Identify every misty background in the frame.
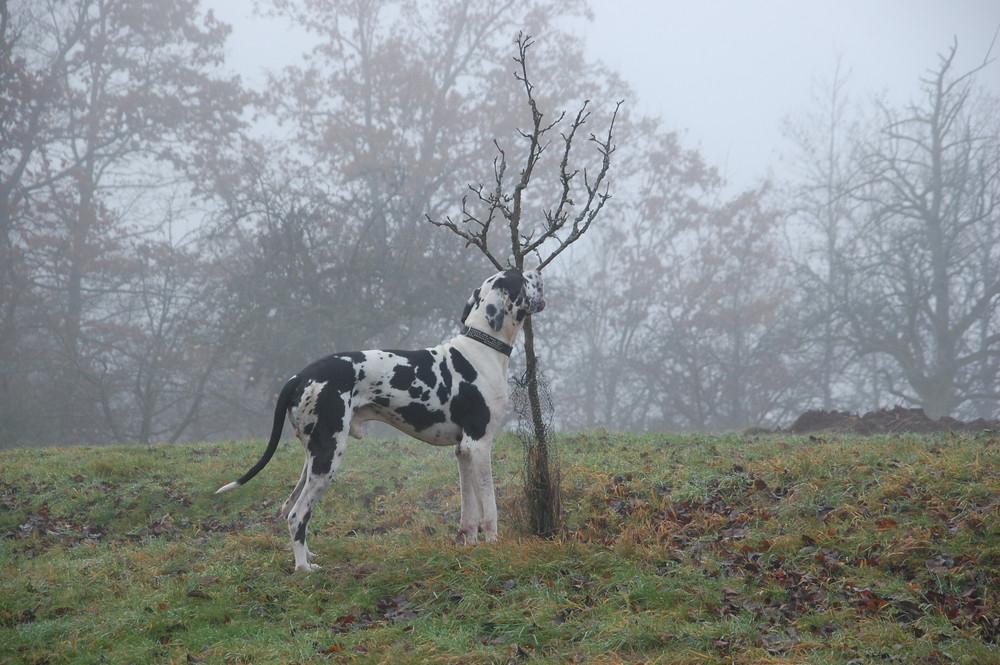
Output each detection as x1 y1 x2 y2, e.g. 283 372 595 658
2 0 999 447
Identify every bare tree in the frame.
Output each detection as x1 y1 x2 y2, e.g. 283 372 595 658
0 0 246 445
782 58 870 412
654 187 808 430
431 34 620 536
833 42 1000 419
550 122 721 431
558 172 807 432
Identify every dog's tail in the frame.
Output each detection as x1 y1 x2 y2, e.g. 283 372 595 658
215 375 299 494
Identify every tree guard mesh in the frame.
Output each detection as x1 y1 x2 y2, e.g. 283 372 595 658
509 367 561 537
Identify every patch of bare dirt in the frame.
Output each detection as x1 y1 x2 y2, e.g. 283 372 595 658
790 405 1000 435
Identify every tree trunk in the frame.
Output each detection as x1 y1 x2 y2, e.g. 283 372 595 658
520 316 560 538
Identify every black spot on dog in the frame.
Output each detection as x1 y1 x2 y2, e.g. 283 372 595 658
373 396 391 408
411 350 438 388
396 402 447 431
409 385 424 399
449 348 477 382
294 509 311 543
390 363 416 391
308 431 337 476
485 303 504 331
450 381 490 441
493 270 524 299
386 350 438 388
292 355 356 478
437 358 452 403
295 354 358 396
341 351 366 364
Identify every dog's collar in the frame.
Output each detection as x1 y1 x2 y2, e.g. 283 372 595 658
460 325 513 357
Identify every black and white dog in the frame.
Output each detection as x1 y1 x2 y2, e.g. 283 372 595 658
216 269 545 571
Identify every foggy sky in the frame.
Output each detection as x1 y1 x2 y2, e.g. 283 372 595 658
581 0 1000 184
206 0 1000 186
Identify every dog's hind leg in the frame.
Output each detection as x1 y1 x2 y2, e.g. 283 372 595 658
282 459 319 561
286 430 348 572
281 458 309 519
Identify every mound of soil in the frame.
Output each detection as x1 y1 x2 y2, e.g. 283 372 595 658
790 405 1000 435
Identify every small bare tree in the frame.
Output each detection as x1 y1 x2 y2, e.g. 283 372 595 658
430 34 620 537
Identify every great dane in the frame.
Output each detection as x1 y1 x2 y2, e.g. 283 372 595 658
216 269 545 571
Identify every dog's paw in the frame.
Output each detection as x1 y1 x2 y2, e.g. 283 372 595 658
295 562 321 573
454 528 479 546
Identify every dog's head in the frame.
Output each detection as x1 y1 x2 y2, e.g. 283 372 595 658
461 269 546 332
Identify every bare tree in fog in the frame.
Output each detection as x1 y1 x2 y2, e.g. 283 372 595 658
0 0 247 445
552 124 719 430
783 59 875 412
656 187 808 430
820 43 1000 419
553 116 807 432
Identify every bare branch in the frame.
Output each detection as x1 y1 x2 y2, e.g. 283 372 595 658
426 146 510 271
429 34 621 274
507 32 547 269
537 99 622 269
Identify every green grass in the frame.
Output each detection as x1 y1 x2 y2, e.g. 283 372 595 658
2 431 999 664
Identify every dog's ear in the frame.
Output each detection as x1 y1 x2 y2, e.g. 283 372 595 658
485 302 505 331
460 288 480 324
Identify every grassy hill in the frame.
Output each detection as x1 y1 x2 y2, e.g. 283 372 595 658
2 431 998 664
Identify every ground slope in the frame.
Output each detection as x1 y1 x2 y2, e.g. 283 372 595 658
2 432 999 664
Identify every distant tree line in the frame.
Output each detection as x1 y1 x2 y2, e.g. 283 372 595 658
555 42 1000 431
1 0 997 447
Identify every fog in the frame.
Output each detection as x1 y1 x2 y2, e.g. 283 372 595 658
2 0 999 447
581 0 1000 183
208 0 1000 185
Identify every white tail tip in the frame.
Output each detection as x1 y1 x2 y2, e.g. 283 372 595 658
215 481 241 494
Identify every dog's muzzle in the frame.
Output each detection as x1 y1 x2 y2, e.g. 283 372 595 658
528 297 546 314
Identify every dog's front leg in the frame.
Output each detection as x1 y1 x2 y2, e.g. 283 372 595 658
454 437 498 544
454 440 482 544
471 439 498 541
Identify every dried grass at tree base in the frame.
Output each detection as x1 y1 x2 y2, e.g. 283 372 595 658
509 368 561 538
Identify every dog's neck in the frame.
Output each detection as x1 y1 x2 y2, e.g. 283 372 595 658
460 299 525 357
460 325 513 356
